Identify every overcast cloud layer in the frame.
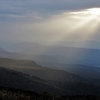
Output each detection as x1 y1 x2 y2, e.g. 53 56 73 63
0 0 100 43
1 0 100 20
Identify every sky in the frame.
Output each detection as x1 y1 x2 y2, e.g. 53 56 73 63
0 0 100 44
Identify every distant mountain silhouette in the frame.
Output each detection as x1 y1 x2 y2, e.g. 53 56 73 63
0 48 7 52
0 41 44 52
0 40 100 51
19 45 100 67
0 41 100 66
49 40 100 49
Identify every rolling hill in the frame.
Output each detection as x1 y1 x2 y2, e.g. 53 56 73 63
0 67 65 95
0 41 100 67
0 58 100 95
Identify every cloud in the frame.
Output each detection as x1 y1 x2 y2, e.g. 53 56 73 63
0 0 100 21
1 7 99 43
0 0 100 43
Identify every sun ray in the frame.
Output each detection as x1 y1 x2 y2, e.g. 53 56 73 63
30 8 100 46
53 8 100 43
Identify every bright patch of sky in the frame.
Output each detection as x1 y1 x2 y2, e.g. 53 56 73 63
0 0 100 43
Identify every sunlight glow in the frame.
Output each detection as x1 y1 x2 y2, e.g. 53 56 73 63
20 8 100 45
14 7 100 57
70 8 100 16
88 8 100 15
55 8 100 42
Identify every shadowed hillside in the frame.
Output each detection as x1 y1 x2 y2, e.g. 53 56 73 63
0 86 100 100
0 67 65 95
0 58 100 95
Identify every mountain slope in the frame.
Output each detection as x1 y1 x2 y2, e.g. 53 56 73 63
0 67 65 95
0 58 85 83
0 66 100 95
53 41 100 49
0 59 100 95
0 41 100 67
20 46 100 67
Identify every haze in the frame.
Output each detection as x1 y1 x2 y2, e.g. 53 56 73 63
0 0 100 45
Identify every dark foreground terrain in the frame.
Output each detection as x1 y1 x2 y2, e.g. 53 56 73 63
0 86 100 100
0 58 100 95
0 58 100 99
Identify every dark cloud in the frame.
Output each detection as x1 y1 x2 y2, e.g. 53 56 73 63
0 0 100 20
